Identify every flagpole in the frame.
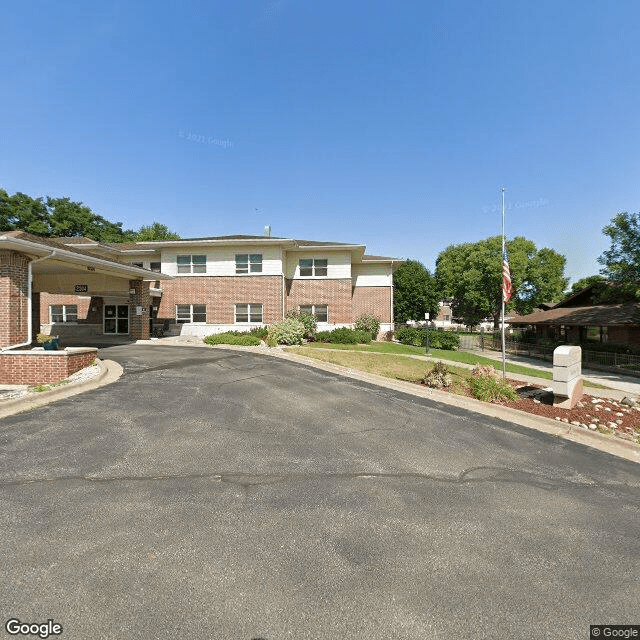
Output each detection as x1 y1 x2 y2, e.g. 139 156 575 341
501 187 506 379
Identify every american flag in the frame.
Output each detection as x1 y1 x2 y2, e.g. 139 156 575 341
502 247 513 303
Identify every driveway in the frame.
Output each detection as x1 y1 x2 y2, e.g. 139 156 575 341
1 345 639 639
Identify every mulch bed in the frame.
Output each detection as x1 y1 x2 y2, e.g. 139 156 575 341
427 379 640 443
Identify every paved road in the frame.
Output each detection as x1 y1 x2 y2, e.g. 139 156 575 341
1 345 639 640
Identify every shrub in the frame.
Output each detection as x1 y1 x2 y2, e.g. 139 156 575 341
469 371 518 403
204 332 262 346
248 326 269 339
267 318 306 345
286 310 317 339
471 363 498 378
396 327 460 350
423 361 452 389
314 328 372 344
396 326 425 347
354 314 381 339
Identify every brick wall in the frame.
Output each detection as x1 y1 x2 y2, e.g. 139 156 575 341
0 349 98 384
0 251 30 347
158 276 283 324
129 279 151 340
352 286 391 323
285 278 353 324
39 293 91 323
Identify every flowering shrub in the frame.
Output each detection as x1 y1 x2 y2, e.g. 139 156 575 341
423 361 452 388
286 310 317 339
471 364 498 378
354 314 381 339
266 318 306 346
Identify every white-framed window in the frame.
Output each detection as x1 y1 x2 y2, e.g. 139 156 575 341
50 304 78 323
299 304 328 323
235 254 263 274
235 304 263 323
150 262 161 273
176 304 207 323
299 258 328 277
177 255 206 274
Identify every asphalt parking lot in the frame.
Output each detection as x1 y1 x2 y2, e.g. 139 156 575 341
1 344 639 639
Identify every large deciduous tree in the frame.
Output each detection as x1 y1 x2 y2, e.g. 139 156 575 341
133 222 181 241
0 189 180 242
435 236 567 327
598 211 640 299
393 260 440 324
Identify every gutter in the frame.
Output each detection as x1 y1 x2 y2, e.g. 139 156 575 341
2 250 58 351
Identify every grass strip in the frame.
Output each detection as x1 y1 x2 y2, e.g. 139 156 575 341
297 343 607 388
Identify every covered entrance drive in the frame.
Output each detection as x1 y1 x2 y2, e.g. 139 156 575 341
0 231 172 349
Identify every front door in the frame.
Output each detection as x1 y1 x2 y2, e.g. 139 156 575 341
104 304 129 334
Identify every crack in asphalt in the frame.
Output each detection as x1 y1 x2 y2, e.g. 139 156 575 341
0 466 625 495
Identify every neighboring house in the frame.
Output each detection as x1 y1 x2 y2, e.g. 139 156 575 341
508 284 640 351
6 233 402 343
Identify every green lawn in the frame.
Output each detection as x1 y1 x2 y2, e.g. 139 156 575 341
301 341 607 388
286 347 473 395
304 341 553 378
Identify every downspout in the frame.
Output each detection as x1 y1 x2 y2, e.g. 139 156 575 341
3 250 58 350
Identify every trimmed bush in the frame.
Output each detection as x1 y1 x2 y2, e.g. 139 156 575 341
354 314 381 339
423 361 452 389
286 310 317 339
315 328 372 344
204 332 262 346
396 327 460 350
267 318 306 345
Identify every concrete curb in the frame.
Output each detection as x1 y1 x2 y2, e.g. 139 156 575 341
0 359 124 420
205 343 640 465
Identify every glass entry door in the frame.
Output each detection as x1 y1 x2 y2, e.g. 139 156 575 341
104 305 129 334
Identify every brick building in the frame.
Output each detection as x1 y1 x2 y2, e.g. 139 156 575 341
1 232 401 346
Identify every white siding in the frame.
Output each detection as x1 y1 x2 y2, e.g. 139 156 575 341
284 251 351 279
351 263 392 287
161 246 283 276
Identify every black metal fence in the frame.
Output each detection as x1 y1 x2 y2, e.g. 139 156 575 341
479 337 640 373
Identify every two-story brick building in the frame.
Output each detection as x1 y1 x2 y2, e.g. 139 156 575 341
1 232 400 346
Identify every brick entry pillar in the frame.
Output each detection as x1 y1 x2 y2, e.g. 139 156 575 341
129 279 151 340
0 251 30 348
31 291 40 345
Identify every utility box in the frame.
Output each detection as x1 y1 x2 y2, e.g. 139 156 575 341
552 346 582 408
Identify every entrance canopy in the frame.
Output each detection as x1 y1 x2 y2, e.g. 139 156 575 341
0 231 173 347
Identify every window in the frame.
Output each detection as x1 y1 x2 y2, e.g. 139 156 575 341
177 255 206 274
50 305 78 323
235 304 263 323
235 254 263 274
131 261 144 268
299 258 328 277
299 304 328 323
176 304 207 323
150 262 161 273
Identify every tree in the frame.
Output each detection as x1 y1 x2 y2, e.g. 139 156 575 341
435 236 567 327
133 222 181 241
0 189 180 243
598 211 640 299
393 260 440 324
570 274 605 294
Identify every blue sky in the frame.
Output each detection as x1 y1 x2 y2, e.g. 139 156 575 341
2 1 638 286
